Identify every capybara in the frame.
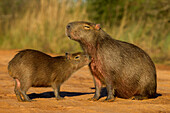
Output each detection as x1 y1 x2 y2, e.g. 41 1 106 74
8 49 90 102
66 21 157 101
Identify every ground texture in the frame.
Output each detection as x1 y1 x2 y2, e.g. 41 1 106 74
0 50 170 113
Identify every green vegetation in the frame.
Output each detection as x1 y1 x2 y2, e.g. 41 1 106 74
0 0 87 53
0 0 169 63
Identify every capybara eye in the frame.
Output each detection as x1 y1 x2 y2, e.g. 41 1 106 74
74 55 80 60
84 25 90 30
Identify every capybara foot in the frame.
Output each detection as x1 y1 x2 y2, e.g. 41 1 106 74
16 95 24 102
19 99 32 102
102 97 115 102
131 96 148 100
88 97 99 101
22 98 33 102
17 96 32 102
56 96 64 100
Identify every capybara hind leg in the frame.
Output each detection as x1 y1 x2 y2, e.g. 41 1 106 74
20 83 31 102
88 76 102 101
131 95 148 100
14 89 23 102
14 79 23 102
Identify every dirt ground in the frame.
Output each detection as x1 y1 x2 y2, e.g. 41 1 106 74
0 50 170 113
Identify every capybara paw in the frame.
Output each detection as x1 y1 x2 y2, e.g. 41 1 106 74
105 99 114 102
56 96 64 100
102 97 115 102
18 99 24 102
88 97 99 101
131 96 147 100
17 98 24 102
18 98 32 102
22 99 33 102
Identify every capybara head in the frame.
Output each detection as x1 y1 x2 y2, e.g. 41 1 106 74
66 21 101 44
65 52 91 67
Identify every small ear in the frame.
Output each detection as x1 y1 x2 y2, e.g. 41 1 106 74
65 52 71 60
95 24 101 30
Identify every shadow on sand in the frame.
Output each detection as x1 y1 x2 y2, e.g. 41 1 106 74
28 87 162 100
91 87 162 99
28 91 94 99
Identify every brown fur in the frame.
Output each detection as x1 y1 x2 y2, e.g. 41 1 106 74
66 21 157 101
8 49 90 102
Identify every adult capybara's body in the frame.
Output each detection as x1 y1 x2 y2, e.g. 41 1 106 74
66 21 157 101
8 49 90 102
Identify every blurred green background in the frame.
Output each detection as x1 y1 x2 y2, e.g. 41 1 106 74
0 0 169 64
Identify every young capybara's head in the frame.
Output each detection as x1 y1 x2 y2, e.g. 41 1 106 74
66 21 101 44
65 52 91 68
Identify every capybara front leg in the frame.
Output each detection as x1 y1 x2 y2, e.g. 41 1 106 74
105 84 115 102
52 84 64 100
89 76 102 101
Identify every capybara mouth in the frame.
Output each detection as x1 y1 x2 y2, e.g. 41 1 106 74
67 32 72 39
65 29 71 39
67 34 71 39
66 30 78 40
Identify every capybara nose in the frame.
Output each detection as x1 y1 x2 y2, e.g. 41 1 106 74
67 24 71 29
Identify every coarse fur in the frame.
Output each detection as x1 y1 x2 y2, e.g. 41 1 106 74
8 49 90 102
66 21 157 101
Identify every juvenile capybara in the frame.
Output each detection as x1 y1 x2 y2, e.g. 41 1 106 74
8 49 90 102
66 21 157 101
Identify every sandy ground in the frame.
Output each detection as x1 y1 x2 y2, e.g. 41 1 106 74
0 50 170 113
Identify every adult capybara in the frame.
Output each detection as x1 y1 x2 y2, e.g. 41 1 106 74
8 49 90 102
66 21 157 101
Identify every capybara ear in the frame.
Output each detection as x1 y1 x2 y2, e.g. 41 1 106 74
65 52 71 60
95 24 101 30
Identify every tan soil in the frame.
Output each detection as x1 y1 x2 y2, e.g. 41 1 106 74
0 50 170 113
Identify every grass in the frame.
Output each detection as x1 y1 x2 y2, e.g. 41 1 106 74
0 0 88 53
0 0 169 64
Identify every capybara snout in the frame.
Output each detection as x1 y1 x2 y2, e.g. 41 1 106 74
66 21 99 41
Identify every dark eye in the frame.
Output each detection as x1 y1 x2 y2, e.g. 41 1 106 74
75 56 79 59
74 55 80 60
84 25 90 29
